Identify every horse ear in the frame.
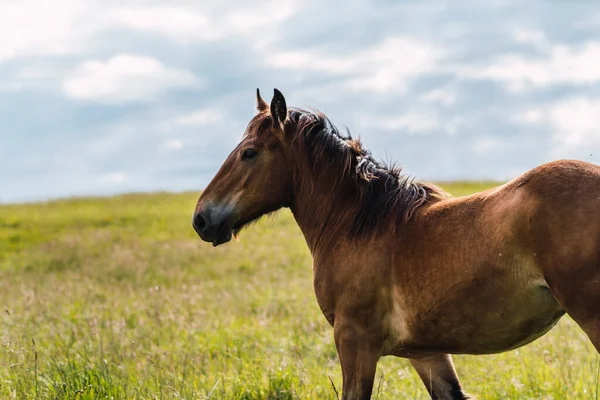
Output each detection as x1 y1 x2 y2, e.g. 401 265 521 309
270 88 287 132
256 88 268 112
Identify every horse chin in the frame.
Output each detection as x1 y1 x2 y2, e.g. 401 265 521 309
211 215 259 246
212 229 232 247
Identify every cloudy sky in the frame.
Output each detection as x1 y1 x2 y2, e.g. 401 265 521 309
2 0 600 202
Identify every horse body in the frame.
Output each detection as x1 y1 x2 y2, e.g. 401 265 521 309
193 89 600 399
318 169 560 353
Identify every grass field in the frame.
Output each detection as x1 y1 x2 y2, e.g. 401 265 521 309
1 182 599 399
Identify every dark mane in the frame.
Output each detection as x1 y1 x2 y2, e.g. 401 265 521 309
245 109 450 238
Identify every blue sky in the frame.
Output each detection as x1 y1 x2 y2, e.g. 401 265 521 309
2 0 600 202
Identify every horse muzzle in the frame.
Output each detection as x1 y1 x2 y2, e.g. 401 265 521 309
192 206 234 247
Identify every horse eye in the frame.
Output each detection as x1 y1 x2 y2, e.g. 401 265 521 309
241 148 258 161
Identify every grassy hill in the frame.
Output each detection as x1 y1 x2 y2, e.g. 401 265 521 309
0 182 598 399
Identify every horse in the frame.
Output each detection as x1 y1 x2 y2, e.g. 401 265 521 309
192 89 600 399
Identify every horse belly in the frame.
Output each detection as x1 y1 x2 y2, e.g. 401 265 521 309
441 286 562 354
387 280 565 356
470 286 566 353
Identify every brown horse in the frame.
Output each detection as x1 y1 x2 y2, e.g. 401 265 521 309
192 89 600 399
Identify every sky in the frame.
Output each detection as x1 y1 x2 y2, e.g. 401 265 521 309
2 0 600 202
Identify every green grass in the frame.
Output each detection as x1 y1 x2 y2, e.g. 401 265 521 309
0 182 598 399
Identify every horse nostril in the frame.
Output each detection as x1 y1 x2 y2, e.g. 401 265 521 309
193 212 208 233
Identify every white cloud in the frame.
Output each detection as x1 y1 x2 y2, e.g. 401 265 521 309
515 98 600 146
357 110 463 135
99 172 127 184
420 87 457 106
108 1 299 44
0 0 301 67
472 137 502 155
550 99 600 145
62 54 199 103
465 41 600 90
513 29 548 48
171 109 223 127
512 109 543 124
4 64 69 91
0 0 98 62
226 2 297 31
376 111 441 134
163 139 183 150
267 37 442 93
108 6 216 43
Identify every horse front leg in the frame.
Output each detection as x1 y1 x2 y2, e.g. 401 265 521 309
409 354 473 400
334 322 380 400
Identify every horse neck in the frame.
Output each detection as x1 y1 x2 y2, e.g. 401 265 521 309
288 153 358 255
